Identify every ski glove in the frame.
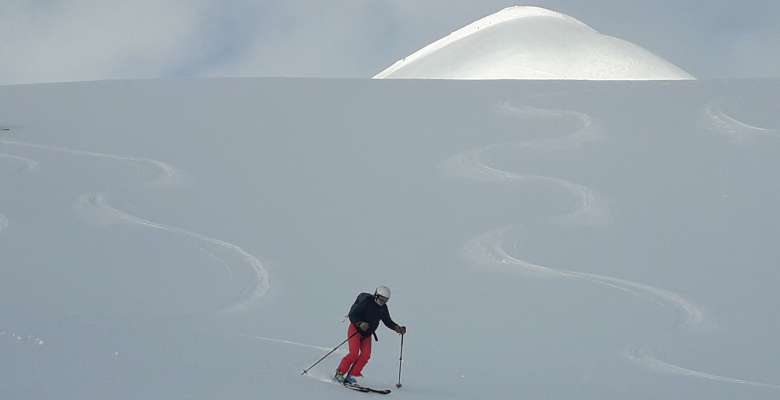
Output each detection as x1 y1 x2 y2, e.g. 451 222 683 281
357 322 370 332
395 326 407 335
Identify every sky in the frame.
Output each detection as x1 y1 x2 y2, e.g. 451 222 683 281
1 0 779 85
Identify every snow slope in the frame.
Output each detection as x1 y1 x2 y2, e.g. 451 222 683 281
374 6 695 80
1 78 779 399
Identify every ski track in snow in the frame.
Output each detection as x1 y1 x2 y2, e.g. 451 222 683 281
0 153 40 172
1 137 271 315
199 246 235 281
239 333 347 354
439 103 609 226
303 369 344 386
444 101 743 388
241 333 349 383
625 347 780 389
0 139 181 184
75 192 269 314
464 227 704 327
701 99 779 144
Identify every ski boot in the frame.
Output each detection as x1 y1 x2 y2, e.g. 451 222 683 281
344 375 358 385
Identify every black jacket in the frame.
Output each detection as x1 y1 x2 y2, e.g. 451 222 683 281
348 292 399 337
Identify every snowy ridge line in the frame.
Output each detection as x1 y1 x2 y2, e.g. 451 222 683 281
439 102 608 226
0 153 39 172
625 347 780 389
374 6 594 79
701 99 779 143
239 333 347 354
75 192 270 314
0 139 181 184
464 227 704 327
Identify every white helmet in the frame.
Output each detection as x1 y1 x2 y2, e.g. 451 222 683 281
375 286 391 300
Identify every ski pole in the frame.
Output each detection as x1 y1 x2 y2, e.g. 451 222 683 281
396 333 404 388
302 330 359 375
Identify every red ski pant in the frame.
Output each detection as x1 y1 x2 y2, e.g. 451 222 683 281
337 324 372 377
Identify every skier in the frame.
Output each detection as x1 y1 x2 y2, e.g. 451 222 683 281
334 286 406 385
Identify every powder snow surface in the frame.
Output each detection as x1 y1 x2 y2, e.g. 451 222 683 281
1 78 779 400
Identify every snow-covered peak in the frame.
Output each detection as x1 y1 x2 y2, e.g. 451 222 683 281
374 6 695 80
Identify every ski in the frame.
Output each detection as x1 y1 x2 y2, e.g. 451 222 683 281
344 383 391 395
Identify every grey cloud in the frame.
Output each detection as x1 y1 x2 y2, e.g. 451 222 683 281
0 0 213 85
